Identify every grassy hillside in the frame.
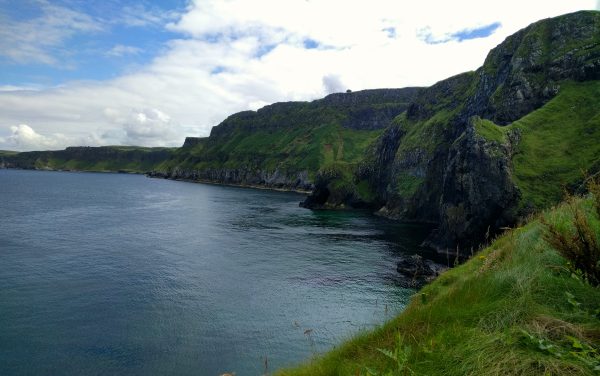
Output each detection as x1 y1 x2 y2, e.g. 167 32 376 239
275 193 600 376
0 150 19 156
474 80 600 210
155 122 383 181
1 146 175 173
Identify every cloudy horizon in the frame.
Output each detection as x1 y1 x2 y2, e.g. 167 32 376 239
0 0 597 151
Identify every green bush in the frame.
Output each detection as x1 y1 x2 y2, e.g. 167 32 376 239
541 176 600 287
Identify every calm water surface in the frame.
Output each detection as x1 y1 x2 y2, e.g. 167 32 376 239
0 170 436 375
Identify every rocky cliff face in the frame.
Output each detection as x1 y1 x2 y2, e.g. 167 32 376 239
423 122 522 252
304 10 600 253
209 87 422 137
182 137 205 148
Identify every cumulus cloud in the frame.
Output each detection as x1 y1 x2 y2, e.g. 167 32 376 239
0 124 107 151
100 108 185 147
322 74 346 94
122 108 183 146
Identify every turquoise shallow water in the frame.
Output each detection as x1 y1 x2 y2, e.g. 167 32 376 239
0 169 436 375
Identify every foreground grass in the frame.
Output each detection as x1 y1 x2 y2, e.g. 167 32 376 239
275 196 600 376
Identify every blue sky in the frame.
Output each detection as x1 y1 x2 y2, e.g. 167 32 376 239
0 0 187 86
0 0 597 151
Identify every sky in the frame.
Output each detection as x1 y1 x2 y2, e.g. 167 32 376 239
0 0 598 151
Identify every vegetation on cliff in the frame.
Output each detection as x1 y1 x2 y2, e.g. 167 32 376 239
154 121 383 184
306 10 600 254
146 88 419 190
475 80 600 210
275 192 600 376
0 146 175 173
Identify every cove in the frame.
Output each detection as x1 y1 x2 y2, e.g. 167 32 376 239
0 169 436 375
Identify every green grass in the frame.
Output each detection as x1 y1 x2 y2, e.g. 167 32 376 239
473 117 504 144
356 180 378 202
180 122 383 181
451 81 600 211
17 146 176 173
390 71 478 162
274 195 600 376
394 172 425 197
509 81 600 209
0 150 19 156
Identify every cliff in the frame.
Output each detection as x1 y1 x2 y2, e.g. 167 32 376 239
0 146 175 173
209 87 420 136
302 10 600 253
148 88 422 191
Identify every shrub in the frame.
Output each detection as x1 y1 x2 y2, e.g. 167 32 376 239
541 176 600 287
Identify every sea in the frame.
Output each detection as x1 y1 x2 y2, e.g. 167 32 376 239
0 169 437 375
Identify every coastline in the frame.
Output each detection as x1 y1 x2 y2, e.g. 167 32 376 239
0 166 312 194
145 174 312 194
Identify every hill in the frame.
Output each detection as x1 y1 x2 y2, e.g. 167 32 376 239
302 10 600 254
0 146 175 173
149 88 420 191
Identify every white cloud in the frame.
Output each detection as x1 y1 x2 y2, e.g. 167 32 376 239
0 124 108 151
0 85 41 92
0 0 103 65
121 108 183 146
322 74 347 94
106 45 143 57
100 107 185 147
0 0 596 151
118 3 181 27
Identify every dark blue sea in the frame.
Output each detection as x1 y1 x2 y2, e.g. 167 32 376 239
0 169 436 375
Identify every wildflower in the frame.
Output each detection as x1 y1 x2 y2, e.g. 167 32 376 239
567 262 571 265
516 227 522 230
479 256 486 259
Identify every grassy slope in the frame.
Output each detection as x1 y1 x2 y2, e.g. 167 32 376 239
275 195 600 376
27 146 176 173
0 150 19 156
474 80 600 210
155 122 383 181
42 158 164 173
